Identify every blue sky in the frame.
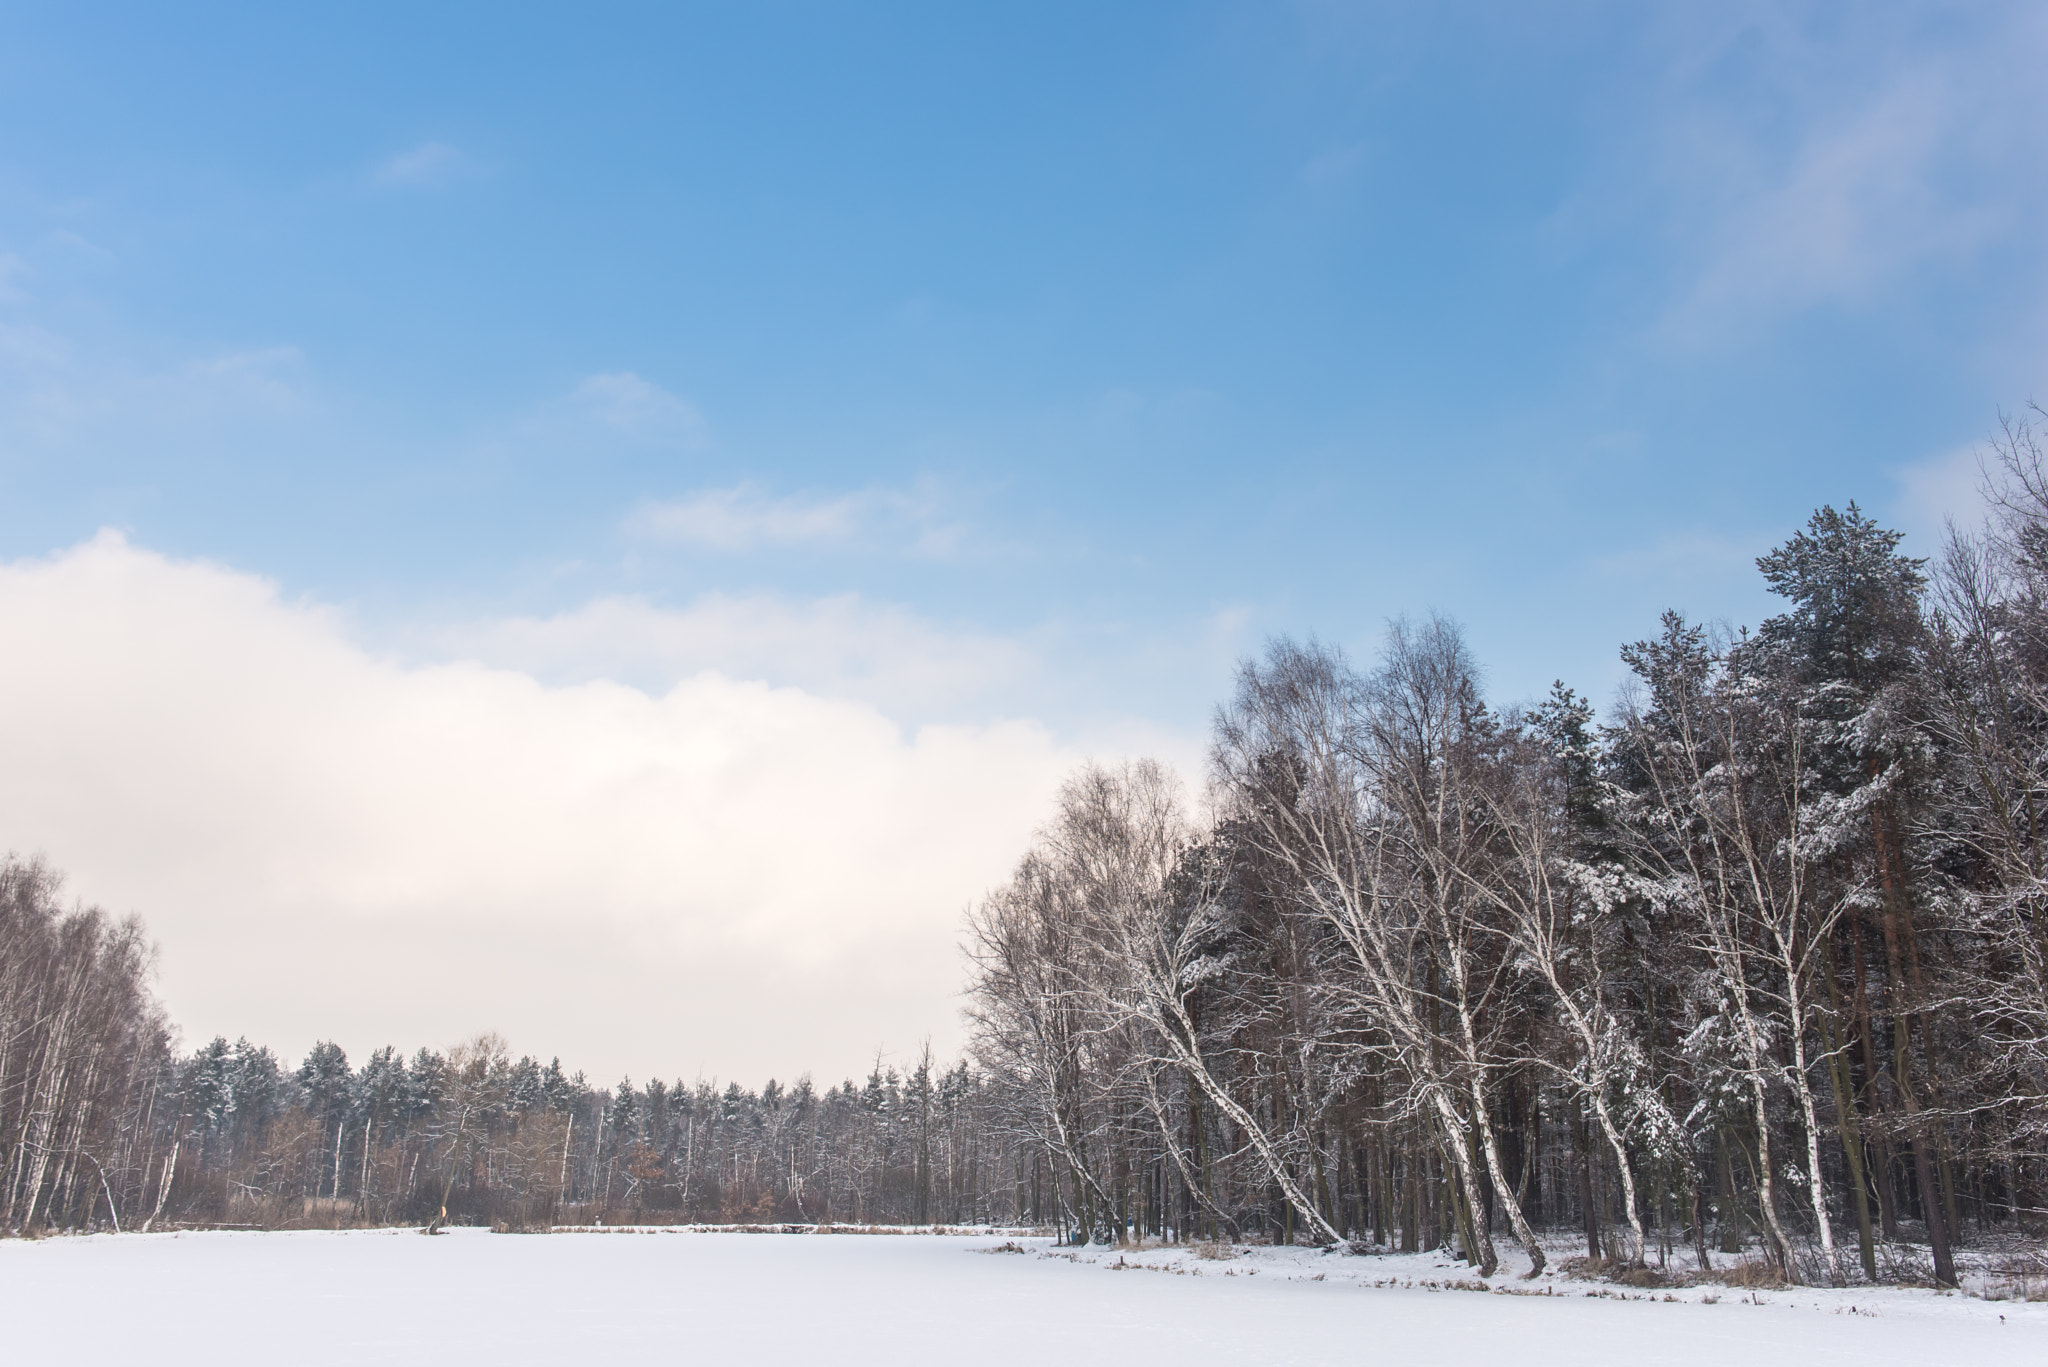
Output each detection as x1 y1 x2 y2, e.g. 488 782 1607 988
3 2 2044 1077
7 2 2039 718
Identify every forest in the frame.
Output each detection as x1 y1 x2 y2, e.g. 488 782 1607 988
9 417 2048 1292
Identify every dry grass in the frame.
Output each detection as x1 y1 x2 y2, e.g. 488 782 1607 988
1191 1241 1237 1261
1981 1252 2048 1301
1558 1254 1682 1288
1715 1256 1788 1289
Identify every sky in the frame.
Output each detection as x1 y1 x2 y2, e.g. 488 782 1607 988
2 1 2044 1086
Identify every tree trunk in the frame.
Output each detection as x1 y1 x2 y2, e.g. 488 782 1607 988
1823 931 1878 1279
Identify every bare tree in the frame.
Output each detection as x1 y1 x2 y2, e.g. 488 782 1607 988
1214 625 1546 1276
422 1032 510 1235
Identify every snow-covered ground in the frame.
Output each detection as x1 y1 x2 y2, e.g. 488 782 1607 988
4 1228 2040 1365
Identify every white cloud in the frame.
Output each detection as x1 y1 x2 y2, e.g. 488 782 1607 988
0 534 1077 1083
570 371 707 445
0 330 310 451
155 346 306 418
1660 72 1998 339
630 486 862 550
0 239 316 451
1575 8 2048 348
628 482 962 556
445 591 1035 714
372 141 470 189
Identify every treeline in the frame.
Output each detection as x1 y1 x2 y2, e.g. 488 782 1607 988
962 420 2048 1287
143 1032 1034 1231
0 984 1050 1233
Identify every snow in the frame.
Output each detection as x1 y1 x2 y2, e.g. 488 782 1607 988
3 1228 2040 1365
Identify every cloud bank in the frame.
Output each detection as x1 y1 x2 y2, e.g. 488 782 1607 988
0 534 1075 1084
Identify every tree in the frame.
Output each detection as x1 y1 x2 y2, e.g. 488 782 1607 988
1757 505 1948 1286
1214 625 1547 1276
422 1033 509 1235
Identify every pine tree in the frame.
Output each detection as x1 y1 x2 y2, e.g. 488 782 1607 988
1758 503 1952 1285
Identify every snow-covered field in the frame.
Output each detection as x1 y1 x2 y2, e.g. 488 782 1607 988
4 1228 2040 1366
